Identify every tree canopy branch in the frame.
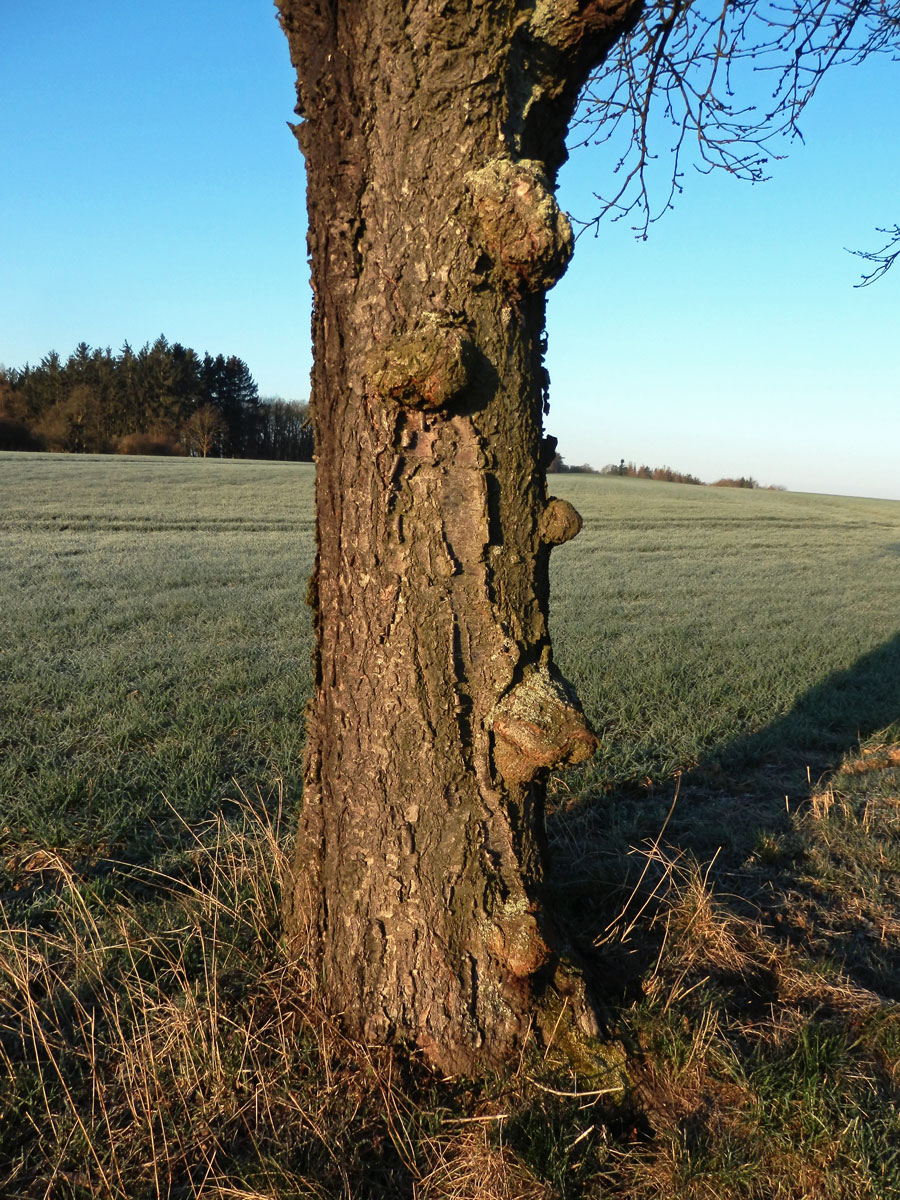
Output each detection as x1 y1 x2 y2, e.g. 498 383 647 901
570 0 899 259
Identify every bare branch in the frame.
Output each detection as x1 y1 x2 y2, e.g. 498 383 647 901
850 223 900 284
570 0 900 241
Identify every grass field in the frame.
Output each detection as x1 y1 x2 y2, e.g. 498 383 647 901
2 452 900 1198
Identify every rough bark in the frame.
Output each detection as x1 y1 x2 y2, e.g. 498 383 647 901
277 0 640 1074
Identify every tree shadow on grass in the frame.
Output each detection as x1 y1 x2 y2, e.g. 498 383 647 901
678 628 900 866
550 630 900 1011
716 629 900 783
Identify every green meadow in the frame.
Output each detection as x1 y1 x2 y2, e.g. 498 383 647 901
3 451 900 1198
0 454 315 872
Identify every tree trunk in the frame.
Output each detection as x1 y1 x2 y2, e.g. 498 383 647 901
277 0 640 1074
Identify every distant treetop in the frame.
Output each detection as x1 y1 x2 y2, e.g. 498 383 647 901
598 459 783 489
0 339 312 461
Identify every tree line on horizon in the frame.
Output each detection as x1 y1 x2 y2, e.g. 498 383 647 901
599 458 783 490
0 337 313 461
547 455 781 489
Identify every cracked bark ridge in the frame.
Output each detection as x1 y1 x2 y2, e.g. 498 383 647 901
468 157 573 292
530 0 642 51
368 315 475 411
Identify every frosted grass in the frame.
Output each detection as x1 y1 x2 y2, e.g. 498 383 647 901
549 475 900 786
0 454 315 864
3 452 900 867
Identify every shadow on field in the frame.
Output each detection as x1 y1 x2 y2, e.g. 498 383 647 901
669 629 900 863
716 629 900 782
551 632 900 1016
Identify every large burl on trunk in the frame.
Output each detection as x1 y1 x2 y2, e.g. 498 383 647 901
277 0 639 1074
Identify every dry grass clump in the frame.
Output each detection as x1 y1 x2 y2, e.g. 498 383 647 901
561 738 900 1198
4 737 900 1198
0 795 397 1198
837 742 900 776
600 856 899 1198
416 1128 555 1200
0 798 313 1198
0 797 562 1200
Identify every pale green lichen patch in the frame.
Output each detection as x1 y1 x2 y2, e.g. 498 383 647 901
482 897 551 979
530 0 640 50
530 0 575 40
467 156 573 291
492 665 597 783
536 961 632 1081
367 314 474 410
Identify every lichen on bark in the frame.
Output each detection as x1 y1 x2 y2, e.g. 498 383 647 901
367 315 475 411
468 156 574 291
492 665 598 786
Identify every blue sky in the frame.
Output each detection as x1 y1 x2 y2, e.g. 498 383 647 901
2 2 897 498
